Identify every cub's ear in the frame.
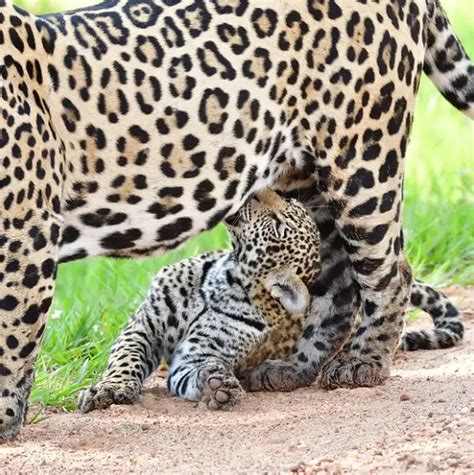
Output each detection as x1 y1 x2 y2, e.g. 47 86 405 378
264 271 310 314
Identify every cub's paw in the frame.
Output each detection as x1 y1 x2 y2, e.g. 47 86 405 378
320 357 389 390
78 382 142 413
243 360 314 392
199 375 244 411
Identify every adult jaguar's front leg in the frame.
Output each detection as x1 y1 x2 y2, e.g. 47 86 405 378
0 217 61 439
0 18 63 437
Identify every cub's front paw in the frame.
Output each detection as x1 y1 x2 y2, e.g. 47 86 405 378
78 382 142 413
199 375 244 411
243 360 314 392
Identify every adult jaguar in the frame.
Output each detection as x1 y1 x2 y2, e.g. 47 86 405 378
0 0 472 439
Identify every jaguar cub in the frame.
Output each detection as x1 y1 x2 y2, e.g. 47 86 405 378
79 189 320 411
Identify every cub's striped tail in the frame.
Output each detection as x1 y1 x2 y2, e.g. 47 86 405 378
401 281 464 351
425 0 474 119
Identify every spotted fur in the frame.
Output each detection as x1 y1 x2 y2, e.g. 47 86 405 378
79 190 321 411
0 0 471 438
402 280 464 351
244 176 465 392
79 191 463 408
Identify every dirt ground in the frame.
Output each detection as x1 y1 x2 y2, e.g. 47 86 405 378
1 287 473 474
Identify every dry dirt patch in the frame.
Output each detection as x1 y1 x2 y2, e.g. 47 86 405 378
1 287 473 473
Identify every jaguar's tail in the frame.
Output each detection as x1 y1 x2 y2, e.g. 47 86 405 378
401 280 464 351
424 0 474 119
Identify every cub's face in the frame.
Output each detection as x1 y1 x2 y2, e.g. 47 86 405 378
225 189 320 285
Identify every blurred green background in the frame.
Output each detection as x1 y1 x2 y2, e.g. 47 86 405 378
11 0 474 408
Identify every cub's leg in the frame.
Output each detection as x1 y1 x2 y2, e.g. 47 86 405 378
168 353 244 411
199 369 244 411
0 218 60 439
167 310 266 410
79 279 182 412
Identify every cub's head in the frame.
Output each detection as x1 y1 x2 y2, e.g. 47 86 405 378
225 189 320 314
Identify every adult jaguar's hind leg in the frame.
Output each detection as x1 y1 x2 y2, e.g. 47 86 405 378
249 68 418 391
0 218 60 439
246 183 412 391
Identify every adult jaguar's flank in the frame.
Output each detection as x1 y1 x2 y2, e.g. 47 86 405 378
0 0 472 438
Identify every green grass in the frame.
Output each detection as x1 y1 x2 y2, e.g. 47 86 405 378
11 0 473 409
405 0 474 285
33 227 230 408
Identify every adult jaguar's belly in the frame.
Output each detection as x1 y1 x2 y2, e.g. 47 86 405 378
57 133 306 262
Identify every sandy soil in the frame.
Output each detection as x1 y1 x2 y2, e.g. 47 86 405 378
1 287 473 474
